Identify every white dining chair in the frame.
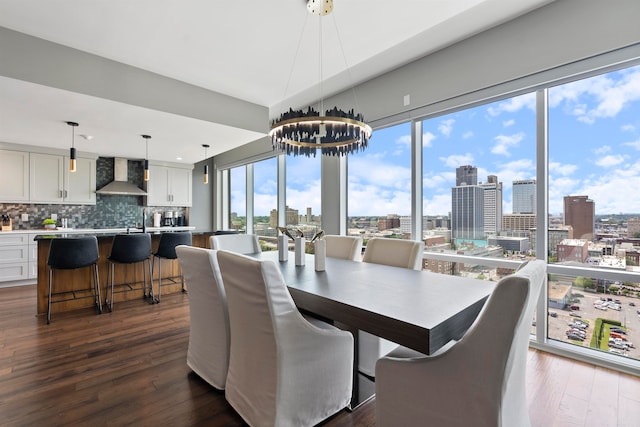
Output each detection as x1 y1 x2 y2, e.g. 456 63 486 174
176 245 230 390
375 260 546 427
358 237 425 377
324 235 363 261
209 234 261 254
217 250 354 427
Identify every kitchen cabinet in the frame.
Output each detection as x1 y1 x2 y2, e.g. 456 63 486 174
29 153 96 204
0 149 29 202
0 233 30 282
146 164 192 207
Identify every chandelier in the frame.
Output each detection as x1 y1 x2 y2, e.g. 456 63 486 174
268 0 371 157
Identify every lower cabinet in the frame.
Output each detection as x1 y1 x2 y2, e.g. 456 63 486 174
0 233 31 283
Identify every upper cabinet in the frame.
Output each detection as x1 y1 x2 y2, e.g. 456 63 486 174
0 150 29 202
29 153 96 204
146 164 192 207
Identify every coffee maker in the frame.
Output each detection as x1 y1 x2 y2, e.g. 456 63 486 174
163 211 174 227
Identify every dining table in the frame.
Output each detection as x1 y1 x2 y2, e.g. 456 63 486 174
252 250 497 406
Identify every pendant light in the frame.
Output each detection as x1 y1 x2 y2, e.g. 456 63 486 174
66 121 79 172
142 135 151 181
202 144 210 184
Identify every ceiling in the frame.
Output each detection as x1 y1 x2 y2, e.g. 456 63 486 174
0 0 552 164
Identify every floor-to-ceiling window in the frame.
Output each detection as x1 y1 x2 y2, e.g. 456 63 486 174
547 64 640 360
420 93 536 276
347 122 412 242
229 165 246 232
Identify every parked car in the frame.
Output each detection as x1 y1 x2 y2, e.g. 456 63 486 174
566 333 585 341
549 311 558 318
610 342 628 350
609 349 628 356
569 305 580 311
594 304 608 311
630 302 636 307
610 304 621 311
610 327 627 335
615 299 621 304
569 312 582 318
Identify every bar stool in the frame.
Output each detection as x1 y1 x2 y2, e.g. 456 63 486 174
152 231 192 303
47 236 101 324
106 233 153 311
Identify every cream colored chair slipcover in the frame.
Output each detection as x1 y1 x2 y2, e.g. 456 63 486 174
176 246 229 390
358 237 425 377
324 235 363 261
375 260 546 427
217 250 354 427
210 234 261 254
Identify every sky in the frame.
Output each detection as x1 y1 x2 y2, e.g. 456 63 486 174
232 63 640 218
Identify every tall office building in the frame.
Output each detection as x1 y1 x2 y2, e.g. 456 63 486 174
563 195 595 240
451 185 485 240
456 165 477 186
512 179 536 214
480 175 503 235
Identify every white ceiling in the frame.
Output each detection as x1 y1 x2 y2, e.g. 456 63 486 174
0 0 552 164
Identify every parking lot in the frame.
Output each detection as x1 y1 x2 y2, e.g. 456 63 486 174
547 292 639 359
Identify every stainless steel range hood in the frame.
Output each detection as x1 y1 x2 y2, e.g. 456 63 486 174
96 158 147 196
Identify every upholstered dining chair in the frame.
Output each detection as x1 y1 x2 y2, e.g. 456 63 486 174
210 234 261 254
217 250 354 427
176 246 229 390
358 237 425 377
375 260 546 427
324 235 363 261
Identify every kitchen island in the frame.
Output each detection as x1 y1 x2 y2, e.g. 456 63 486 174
32 227 213 316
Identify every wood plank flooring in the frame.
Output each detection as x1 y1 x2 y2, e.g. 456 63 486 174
1 284 639 427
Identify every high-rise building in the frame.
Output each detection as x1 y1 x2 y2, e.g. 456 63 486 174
480 175 502 235
451 184 484 240
563 195 595 240
512 179 536 214
456 165 477 186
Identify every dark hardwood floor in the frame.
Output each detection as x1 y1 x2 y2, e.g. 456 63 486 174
1 284 638 426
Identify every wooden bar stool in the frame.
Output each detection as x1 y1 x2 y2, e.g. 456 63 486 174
152 231 192 303
106 233 153 311
47 236 101 324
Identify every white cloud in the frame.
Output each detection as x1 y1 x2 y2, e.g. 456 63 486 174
423 131 436 147
439 153 474 168
397 135 411 146
503 119 515 127
462 131 474 139
423 193 452 216
549 161 578 176
487 93 536 116
595 154 628 167
621 124 636 132
491 132 525 156
623 137 640 150
438 119 455 137
594 145 611 155
550 67 640 124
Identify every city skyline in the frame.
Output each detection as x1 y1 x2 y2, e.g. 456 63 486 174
232 64 640 218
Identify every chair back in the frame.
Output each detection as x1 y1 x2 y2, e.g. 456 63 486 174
362 237 424 270
217 249 354 426
325 235 363 261
48 236 99 269
176 246 229 390
210 234 261 254
155 232 192 259
109 233 151 263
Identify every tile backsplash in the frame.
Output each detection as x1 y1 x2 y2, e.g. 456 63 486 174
1 158 187 230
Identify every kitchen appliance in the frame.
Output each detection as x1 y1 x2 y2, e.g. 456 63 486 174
1 215 12 231
163 211 174 227
153 212 162 228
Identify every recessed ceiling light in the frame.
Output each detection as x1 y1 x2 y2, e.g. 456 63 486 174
79 134 94 140
176 157 182 161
